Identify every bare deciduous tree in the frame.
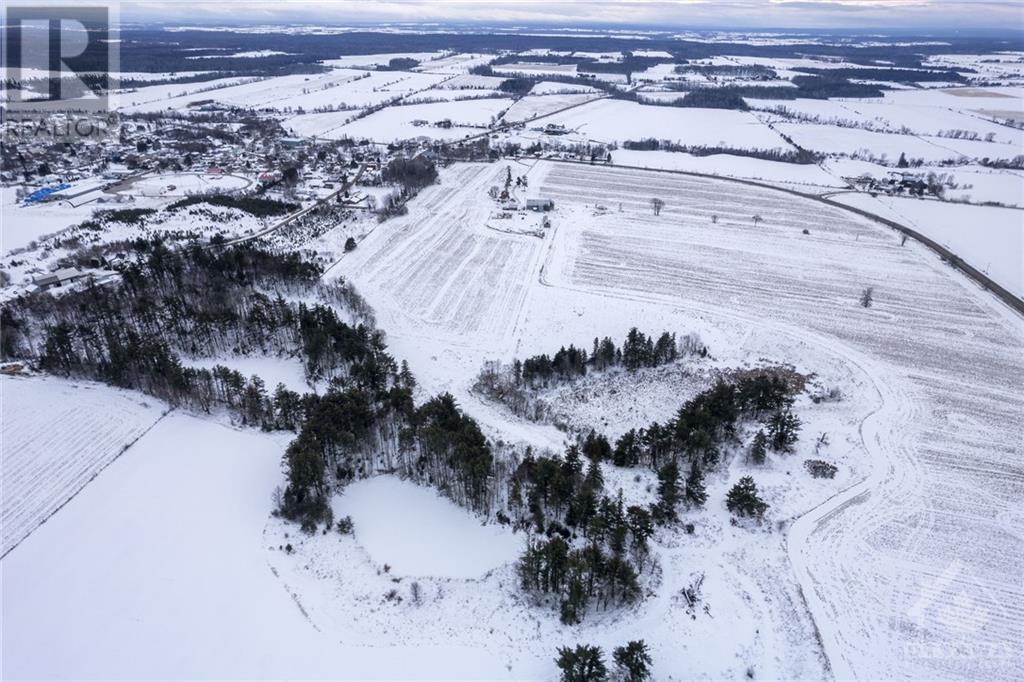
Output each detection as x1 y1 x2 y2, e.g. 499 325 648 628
650 198 664 216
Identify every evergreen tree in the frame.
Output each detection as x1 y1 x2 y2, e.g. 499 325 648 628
560 576 587 625
584 458 604 493
556 644 607 682
767 410 801 453
612 429 642 467
684 461 707 508
626 505 654 568
582 431 612 462
726 476 769 519
748 429 768 465
622 327 650 371
655 460 681 522
613 640 653 682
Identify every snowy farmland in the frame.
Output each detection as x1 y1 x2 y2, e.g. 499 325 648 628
541 99 792 149
287 98 511 141
1 413 515 679
1 376 166 557
4 28 1024 681
332 160 1024 680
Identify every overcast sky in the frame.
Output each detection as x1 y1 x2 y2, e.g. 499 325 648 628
118 1 1024 31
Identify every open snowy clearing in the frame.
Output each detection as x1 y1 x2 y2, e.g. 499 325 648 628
183 355 311 394
0 376 166 557
333 476 520 579
128 172 251 197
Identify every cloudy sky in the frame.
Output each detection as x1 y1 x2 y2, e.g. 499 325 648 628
120 0 1024 30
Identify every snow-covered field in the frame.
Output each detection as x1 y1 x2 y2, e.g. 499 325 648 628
542 99 792 149
832 192 1024 297
1 376 166 557
1 412 513 679
333 160 1024 680
121 69 450 114
288 98 511 141
775 121 1019 163
502 93 602 123
535 163 1024 681
130 172 251 197
339 164 542 349
755 94 1024 146
611 148 842 186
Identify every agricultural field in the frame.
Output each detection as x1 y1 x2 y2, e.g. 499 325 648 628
832 192 1024 297
288 97 511 141
1 413 514 679
535 162 1024 681
333 159 1022 679
0 376 166 557
3 22 1024 682
337 163 544 351
540 99 792 149
501 92 602 124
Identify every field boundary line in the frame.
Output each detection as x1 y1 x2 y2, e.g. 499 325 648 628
1 405 174 560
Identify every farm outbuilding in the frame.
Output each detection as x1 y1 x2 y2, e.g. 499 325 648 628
33 268 89 291
526 197 554 211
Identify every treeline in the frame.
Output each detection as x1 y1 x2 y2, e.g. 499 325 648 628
474 328 707 420
792 67 965 83
623 138 820 164
1 242 507 530
609 373 799 471
675 89 750 110
169 194 298 218
499 77 538 96
637 76 887 110
381 154 438 192
377 155 440 221
676 63 777 79
532 328 705 386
